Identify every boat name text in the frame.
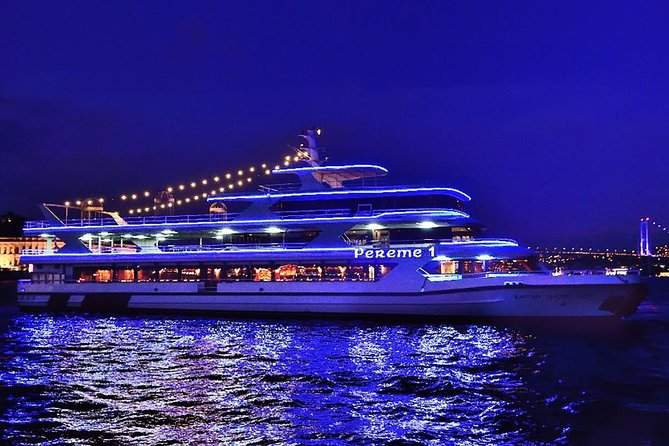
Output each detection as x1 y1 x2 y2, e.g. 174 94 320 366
354 246 435 259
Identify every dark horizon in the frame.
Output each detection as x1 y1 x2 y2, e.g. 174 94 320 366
2 1 668 250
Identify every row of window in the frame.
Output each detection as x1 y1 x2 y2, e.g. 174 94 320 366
432 259 540 275
71 264 395 283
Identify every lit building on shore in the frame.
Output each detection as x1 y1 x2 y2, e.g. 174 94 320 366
0 237 51 271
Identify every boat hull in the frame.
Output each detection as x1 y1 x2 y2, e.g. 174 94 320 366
16 282 646 318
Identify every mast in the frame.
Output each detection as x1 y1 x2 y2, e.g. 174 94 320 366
299 128 322 166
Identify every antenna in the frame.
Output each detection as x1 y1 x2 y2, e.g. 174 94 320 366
298 128 323 166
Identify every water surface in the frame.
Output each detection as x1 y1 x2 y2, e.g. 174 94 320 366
1 281 668 444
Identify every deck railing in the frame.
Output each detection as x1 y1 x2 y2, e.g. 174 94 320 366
19 237 518 257
24 206 466 230
20 242 311 256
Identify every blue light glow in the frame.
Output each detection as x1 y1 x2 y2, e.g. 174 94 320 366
19 245 373 262
439 239 519 247
207 187 472 202
272 164 389 174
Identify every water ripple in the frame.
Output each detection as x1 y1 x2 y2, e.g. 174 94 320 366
1 298 668 444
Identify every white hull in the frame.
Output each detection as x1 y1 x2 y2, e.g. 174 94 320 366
17 276 646 318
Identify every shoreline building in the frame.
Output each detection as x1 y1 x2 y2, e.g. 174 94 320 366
0 237 51 271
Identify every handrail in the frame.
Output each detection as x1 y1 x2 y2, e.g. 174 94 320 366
21 242 311 256
25 206 467 230
20 237 521 256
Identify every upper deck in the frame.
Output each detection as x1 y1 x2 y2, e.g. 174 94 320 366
21 129 482 258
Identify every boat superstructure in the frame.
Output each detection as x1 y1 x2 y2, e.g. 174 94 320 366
17 130 645 318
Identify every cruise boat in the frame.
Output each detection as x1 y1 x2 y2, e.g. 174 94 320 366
17 130 645 318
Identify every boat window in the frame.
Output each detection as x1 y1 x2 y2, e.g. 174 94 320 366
31 273 65 284
486 259 540 272
323 265 347 281
158 267 179 282
274 264 297 281
349 265 374 281
114 268 135 282
75 267 95 282
297 264 322 281
225 266 249 281
378 264 394 277
206 267 222 281
439 261 459 274
137 268 156 282
253 267 272 282
357 204 373 215
181 266 201 281
94 269 112 282
461 261 484 274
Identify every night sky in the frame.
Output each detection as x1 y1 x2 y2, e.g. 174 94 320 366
1 1 668 249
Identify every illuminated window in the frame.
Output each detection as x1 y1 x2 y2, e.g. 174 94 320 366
297 264 322 281
274 264 297 281
181 267 201 281
207 267 222 281
323 265 347 281
94 269 112 282
350 265 371 281
461 261 484 274
225 266 249 281
158 267 179 281
75 268 95 282
486 259 537 272
114 269 135 282
439 261 458 274
253 267 272 282
137 268 156 282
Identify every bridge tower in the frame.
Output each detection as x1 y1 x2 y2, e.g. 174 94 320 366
640 218 652 256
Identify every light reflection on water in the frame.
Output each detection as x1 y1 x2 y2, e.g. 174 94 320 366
0 315 548 444
1 289 668 444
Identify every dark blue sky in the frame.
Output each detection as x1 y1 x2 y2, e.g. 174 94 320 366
1 1 668 249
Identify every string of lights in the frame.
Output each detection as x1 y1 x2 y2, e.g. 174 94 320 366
649 218 669 235
532 247 636 255
61 151 310 215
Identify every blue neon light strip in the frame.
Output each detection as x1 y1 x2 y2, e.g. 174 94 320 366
21 246 357 258
21 243 437 262
273 164 389 174
208 187 472 202
439 239 519 247
24 210 471 234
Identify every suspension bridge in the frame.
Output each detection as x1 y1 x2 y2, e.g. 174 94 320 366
639 217 669 257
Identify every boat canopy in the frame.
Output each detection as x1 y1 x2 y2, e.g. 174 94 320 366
273 164 388 188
